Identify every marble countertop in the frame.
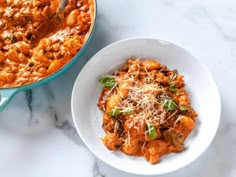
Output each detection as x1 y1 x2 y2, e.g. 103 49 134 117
0 0 235 176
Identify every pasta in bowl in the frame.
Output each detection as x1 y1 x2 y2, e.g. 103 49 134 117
71 38 221 175
97 58 198 164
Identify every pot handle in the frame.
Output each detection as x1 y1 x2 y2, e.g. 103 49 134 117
0 88 18 111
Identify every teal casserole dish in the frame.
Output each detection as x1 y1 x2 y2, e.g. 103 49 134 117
0 0 97 111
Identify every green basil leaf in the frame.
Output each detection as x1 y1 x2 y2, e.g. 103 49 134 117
161 99 178 111
169 82 177 94
98 76 115 88
122 108 133 114
109 108 121 117
179 106 188 112
148 123 157 139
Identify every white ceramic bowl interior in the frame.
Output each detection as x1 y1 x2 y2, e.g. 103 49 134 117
71 38 221 175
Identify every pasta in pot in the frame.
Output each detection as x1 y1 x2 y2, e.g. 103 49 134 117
0 0 94 88
97 58 198 164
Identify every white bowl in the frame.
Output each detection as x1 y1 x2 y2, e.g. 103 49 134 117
71 38 221 175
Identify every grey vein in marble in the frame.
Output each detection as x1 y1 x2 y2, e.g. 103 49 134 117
93 159 105 177
55 119 76 136
25 90 33 125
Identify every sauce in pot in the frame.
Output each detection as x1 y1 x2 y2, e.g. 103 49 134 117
0 0 94 88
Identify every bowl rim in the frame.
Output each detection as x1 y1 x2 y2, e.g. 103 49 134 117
71 37 221 175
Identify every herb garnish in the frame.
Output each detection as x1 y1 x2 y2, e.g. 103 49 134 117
161 98 178 111
109 108 133 117
98 76 116 88
169 82 177 94
179 105 188 112
147 123 157 139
